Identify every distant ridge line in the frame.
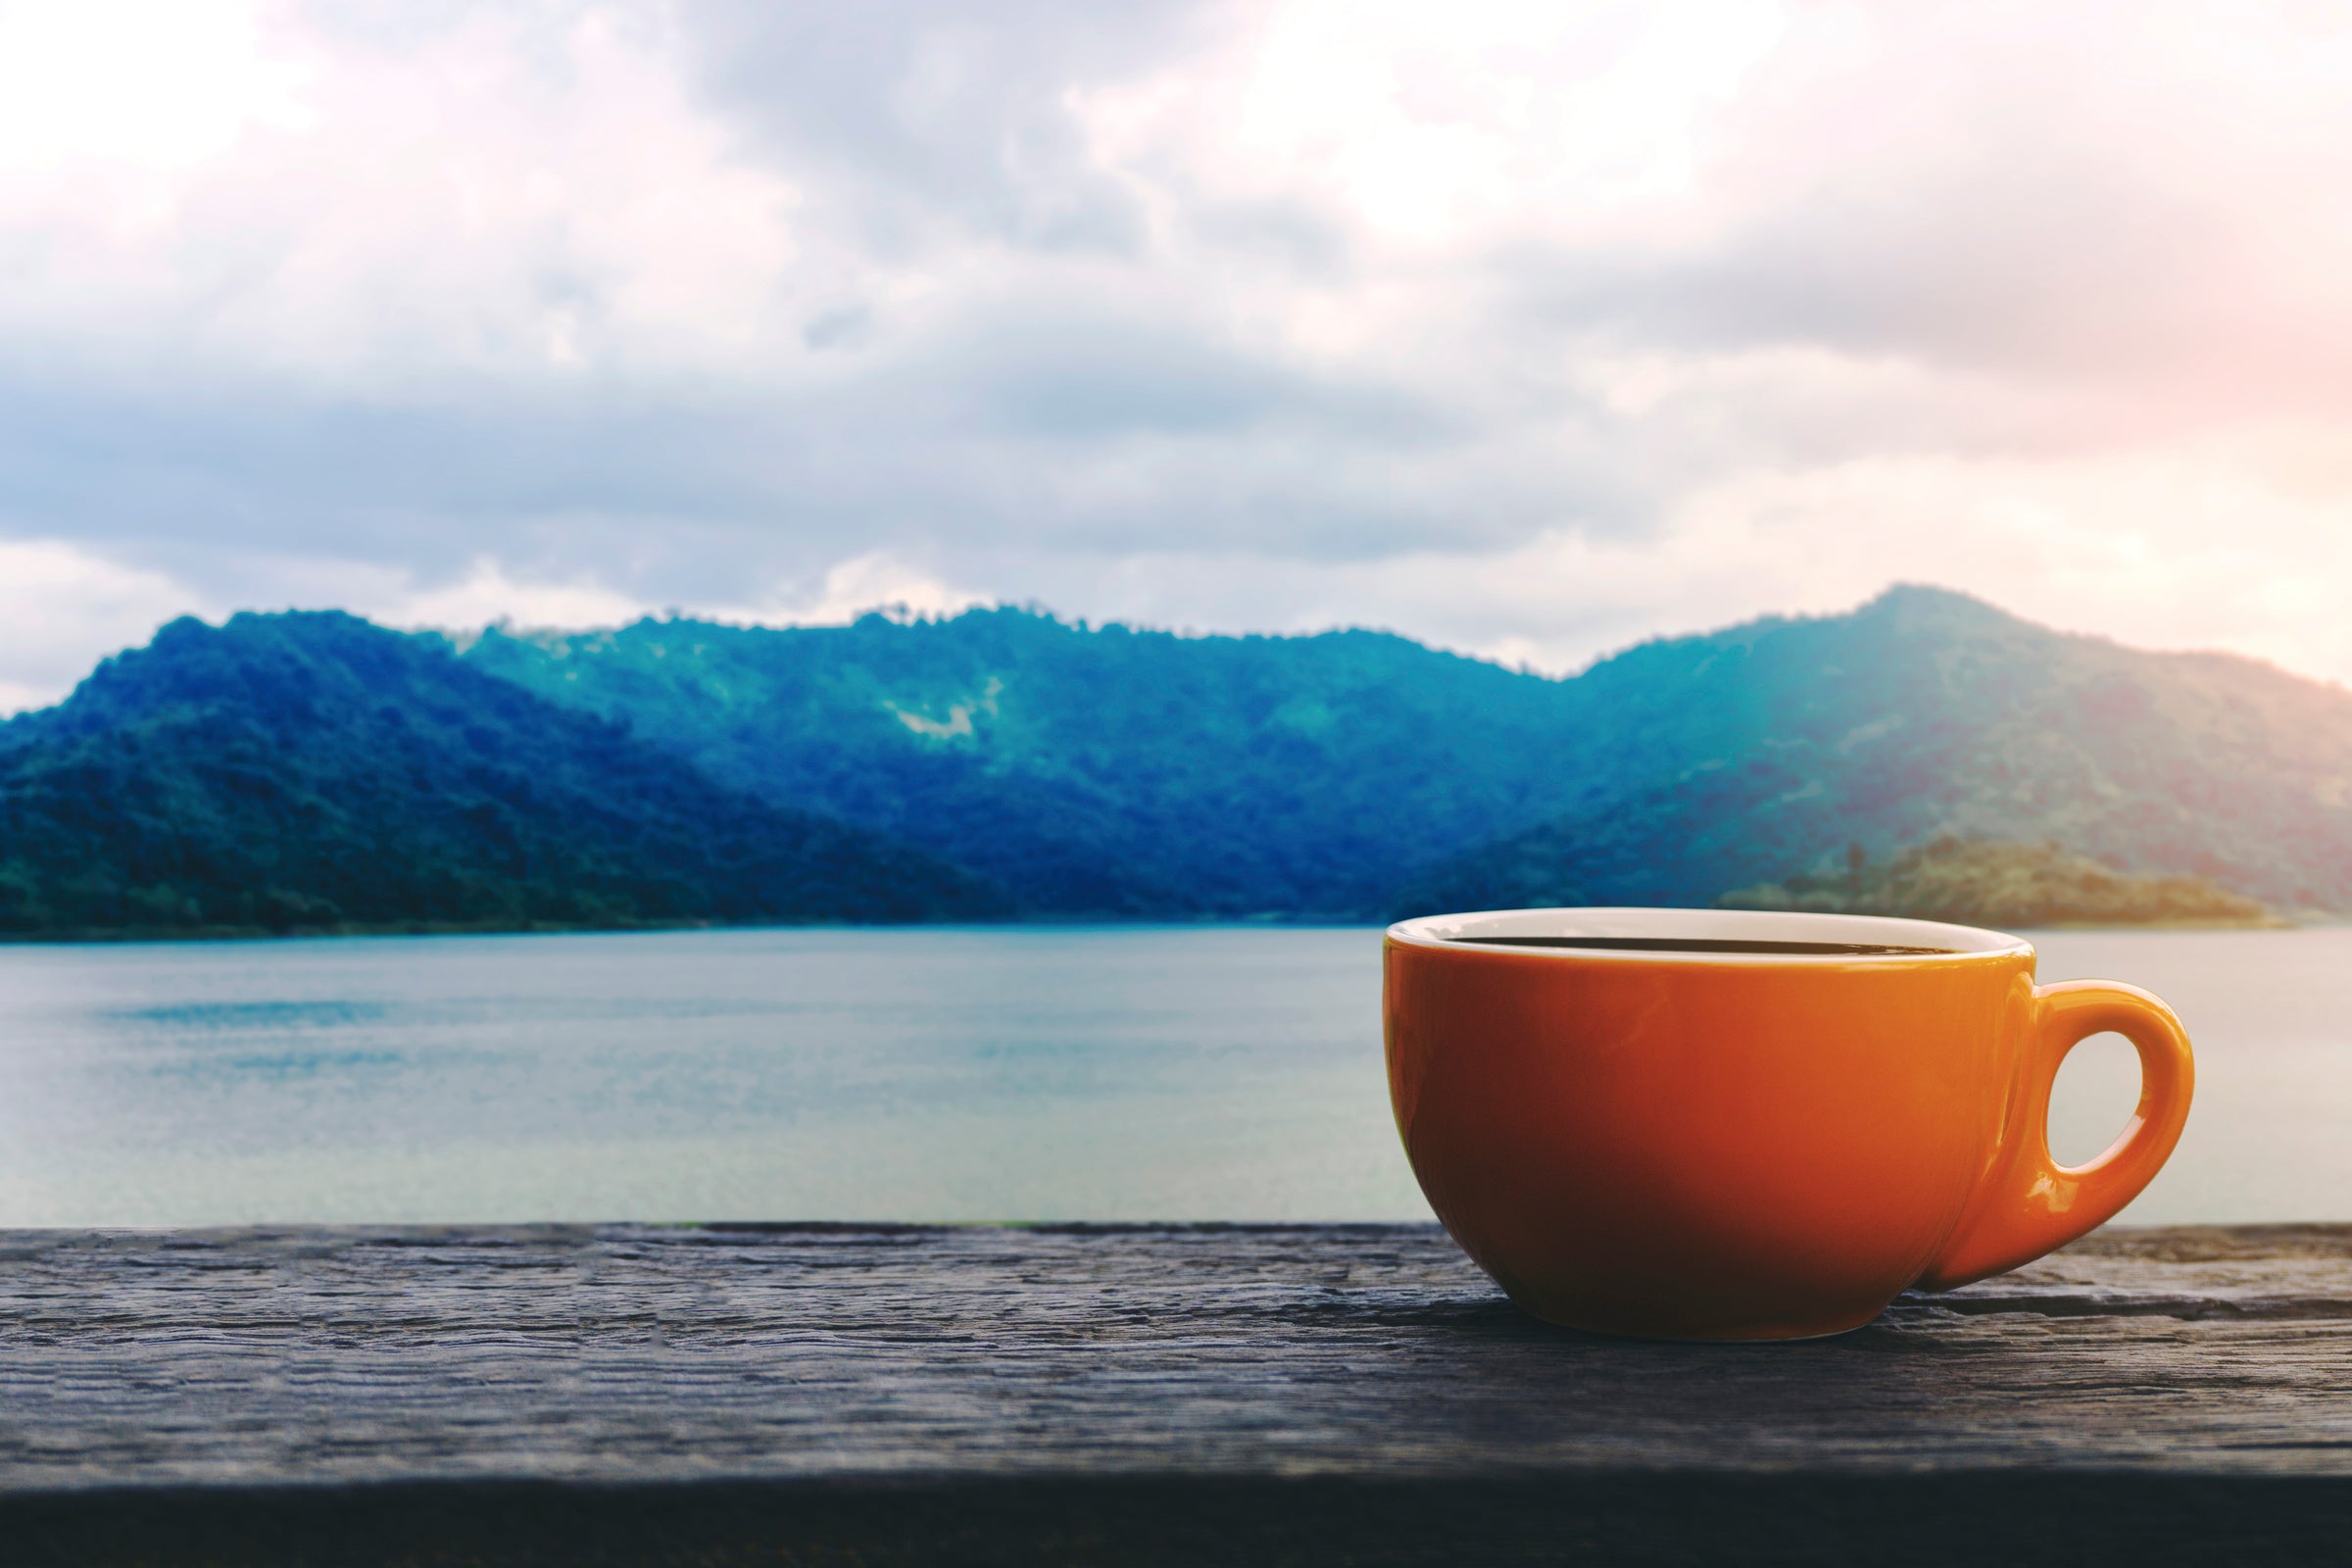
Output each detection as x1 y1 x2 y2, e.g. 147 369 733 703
5 585 2346 936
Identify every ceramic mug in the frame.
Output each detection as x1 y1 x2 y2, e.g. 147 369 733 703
1384 907 2193 1341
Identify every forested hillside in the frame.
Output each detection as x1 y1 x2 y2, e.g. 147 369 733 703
0 612 1002 937
470 589 2352 921
1394 588 2352 918
7 586 2349 937
1718 837 2275 929
458 609 1593 915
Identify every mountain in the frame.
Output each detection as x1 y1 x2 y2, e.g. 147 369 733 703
456 609 1599 915
1395 586 2352 917
11 585 2350 937
463 590 2352 922
0 612 1004 937
1718 836 2275 929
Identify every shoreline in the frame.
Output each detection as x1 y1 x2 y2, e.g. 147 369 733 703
0 911 2334 948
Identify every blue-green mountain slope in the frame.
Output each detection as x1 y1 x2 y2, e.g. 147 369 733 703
457 609 1597 915
0 612 1004 936
9 585 2351 936
1396 587 2352 916
466 587 2352 919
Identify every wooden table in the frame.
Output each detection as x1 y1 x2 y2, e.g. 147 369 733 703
0 1223 2347 1565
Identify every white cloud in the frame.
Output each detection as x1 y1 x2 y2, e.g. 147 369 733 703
364 558 649 634
736 551 989 626
0 542 998 712
0 0 309 171
0 2 803 380
982 431 2352 682
0 539 212 712
365 549 986 634
1078 0 1789 255
5 0 2352 696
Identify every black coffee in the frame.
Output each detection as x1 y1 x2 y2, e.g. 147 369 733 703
1444 936 1958 956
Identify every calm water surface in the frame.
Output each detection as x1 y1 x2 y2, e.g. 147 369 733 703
0 925 2339 1226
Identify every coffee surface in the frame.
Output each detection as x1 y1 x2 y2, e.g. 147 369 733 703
1445 936 1959 956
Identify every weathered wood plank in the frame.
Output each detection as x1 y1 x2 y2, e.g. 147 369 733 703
0 1221 2347 1498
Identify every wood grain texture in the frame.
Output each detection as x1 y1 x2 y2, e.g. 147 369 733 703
1 1221 2348 1497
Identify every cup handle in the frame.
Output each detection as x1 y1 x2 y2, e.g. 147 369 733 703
1917 980 2194 1292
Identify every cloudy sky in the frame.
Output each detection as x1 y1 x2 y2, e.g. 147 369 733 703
3 0 2350 710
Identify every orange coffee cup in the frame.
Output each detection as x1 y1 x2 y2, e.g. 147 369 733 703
1384 907 2193 1341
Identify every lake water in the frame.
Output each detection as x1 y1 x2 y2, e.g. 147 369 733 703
0 925 2341 1227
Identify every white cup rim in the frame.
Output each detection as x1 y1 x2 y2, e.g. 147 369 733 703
1385 906 2034 962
